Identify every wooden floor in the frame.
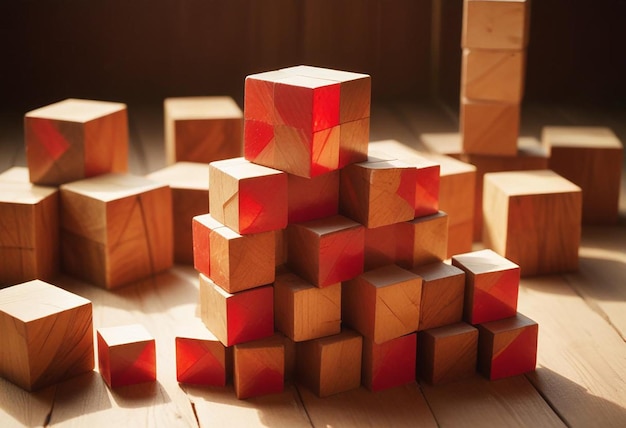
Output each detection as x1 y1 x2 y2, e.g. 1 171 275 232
1 101 625 427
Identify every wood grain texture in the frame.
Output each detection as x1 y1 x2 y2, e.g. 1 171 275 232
461 98 520 156
361 333 416 392
234 334 285 400
483 170 582 276
462 48 526 103
462 0 531 50
396 211 449 269
0 280 93 391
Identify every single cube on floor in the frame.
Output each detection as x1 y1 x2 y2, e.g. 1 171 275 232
0 280 93 391
362 333 417 392
234 335 285 399
97 324 156 388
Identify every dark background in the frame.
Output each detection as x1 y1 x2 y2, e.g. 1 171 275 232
1 0 624 114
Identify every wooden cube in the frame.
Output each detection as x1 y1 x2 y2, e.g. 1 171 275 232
340 158 417 228
411 262 465 331
364 223 397 270
244 69 292 123
296 329 363 397
462 0 531 50
461 99 520 156
199 273 273 346
342 265 422 344
542 126 623 224
0 167 59 286
147 162 209 264
477 313 538 380
362 333 417 392
288 170 339 224
97 324 156 388
287 215 364 287
60 173 173 289
192 214 221 278
452 249 520 324
25 98 128 186
234 335 285 399
274 271 341 342
192 213 274 293
0 280 93 391
418 322 478 385
483 170 582 276
164 96 243 165
339 117 370 168
175 319 232 386
462 49 525 103
209 157 287 234
396 211 449 269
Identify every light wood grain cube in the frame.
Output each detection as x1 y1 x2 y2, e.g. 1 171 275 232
462 0 531 50
461 99 520 156
342 265 422 344
411 262 465 331
477 312 538 380
452 249 520 324
0 280 93 391
60 173 173 289
462 49 525 103
0 167 59 286
287 215 364 288
97 324 156 388
288 170 339 224
396 211 449 269
25 98 128 186
147 162 209 264
542 126 623 224
199 274 273 347
483 170 582 276
418 322 478 385
274 271 341 342
340 158 417 228
209 157 287 234
192 213 274 293
339 117 370 168
234 335 284 399
164 96 243 165
296 329 363 397
362 333 417 392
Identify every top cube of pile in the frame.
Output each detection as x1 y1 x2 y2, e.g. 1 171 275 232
244 66 371 178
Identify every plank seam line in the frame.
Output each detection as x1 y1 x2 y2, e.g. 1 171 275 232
43 384 58 427
293 384 315 427
180 384 201 428
416 381 443 428
523 373 571 428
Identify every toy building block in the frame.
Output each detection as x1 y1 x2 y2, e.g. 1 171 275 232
199 273 273 346
60 173 173 289
97 324 156 388
477 312 538 380
233 334 285 399
342 265 422 344
417 322 478 385
542 126 624 225
209 157 287 234
462 0 531 50
364 223 397 270
362 333 417 392
340 157 417 228
288 170 339 224
482 170 582 276
451 249 520 324
275 228 288 267
339 116 370 168
461 99 520 156
287 215 364 288
274 270 341 342
25 98 128 186
411 262 465 331
164 96 243 165
192 213 274 293
147 162 209 264
0 280 93 391
175 319 232 386
462 49 525 103
296 329 363 397
0 168 59 286
396 211 449 269
459 139 549 240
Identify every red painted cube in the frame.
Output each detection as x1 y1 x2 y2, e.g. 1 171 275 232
97 324 156 388
234 335 285 399
288 171 339 224
362 333 417 392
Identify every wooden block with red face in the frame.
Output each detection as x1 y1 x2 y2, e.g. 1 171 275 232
287 215 364 288
396 211 449 270
362 333 417 392
452 249 520 324
234 335 285 399
477 312 538 380
288 170 339 224
97 324 156 388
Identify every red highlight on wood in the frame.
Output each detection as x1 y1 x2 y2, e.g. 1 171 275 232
362 333 417 392
234 335 285 399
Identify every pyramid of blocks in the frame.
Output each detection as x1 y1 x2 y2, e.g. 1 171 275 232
186 65 539 399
